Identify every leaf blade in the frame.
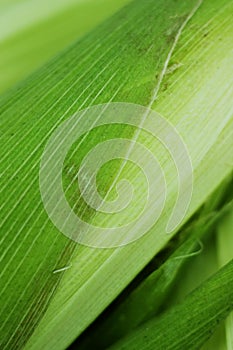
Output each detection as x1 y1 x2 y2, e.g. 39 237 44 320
108 258 233 350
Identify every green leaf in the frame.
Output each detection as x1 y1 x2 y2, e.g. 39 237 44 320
1 0 233 349
77 201 233 350
108 258 233 350
217 207 233 349
0 0 131 93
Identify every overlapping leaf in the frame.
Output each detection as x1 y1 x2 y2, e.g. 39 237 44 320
0 0 232 349
109 257 233 350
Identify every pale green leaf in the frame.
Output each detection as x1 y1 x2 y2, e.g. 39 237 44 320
0 0 130 93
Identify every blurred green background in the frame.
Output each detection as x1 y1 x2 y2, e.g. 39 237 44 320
0 0 131 93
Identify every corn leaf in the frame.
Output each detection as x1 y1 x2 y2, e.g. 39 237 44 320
108 257 233 350
1 0 233 349
77 201 233 350
218 208 233 349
